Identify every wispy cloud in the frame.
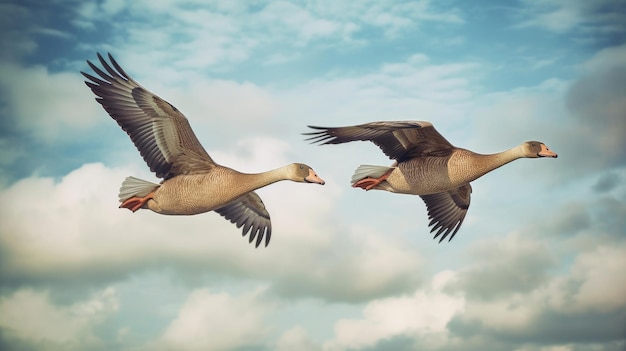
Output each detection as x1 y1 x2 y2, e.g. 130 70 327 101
66 0 465 71
516 0 626 37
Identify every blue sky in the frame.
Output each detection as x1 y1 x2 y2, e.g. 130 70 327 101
0 0 625 350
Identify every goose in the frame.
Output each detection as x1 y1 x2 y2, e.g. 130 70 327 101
82 53 325 247
304 121 557 242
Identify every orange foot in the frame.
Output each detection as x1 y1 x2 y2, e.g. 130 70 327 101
352 170 393 191
119 192 154 212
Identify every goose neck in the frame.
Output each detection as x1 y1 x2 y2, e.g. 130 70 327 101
457 146 524 183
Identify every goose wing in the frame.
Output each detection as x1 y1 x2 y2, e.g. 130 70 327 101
82 53 215 180
215 192 272 248
305 121 455 162
420 184 472 242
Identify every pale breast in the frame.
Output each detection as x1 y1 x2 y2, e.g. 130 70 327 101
385 157 457 195
446 149 486 185
148 170 245 215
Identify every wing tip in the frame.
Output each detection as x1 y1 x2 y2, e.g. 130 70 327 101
248 227 271 248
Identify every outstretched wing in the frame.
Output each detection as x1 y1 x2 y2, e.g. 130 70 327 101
305 121 455 162
420 184 472 242
82 53 215 180
215 192 272 248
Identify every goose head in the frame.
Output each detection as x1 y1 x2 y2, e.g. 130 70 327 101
522 141 558 158
289 163 325 185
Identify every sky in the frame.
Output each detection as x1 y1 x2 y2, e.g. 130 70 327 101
0 0 625 350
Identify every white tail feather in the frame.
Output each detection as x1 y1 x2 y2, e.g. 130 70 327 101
350 165 395 184
118 176 159 202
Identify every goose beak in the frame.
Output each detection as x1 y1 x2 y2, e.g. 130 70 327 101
538 144 558 158
306 169 325 185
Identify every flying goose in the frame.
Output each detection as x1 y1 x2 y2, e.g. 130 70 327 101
305 121 557 242
82 53 325 247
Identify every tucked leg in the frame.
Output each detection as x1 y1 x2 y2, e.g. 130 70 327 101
352 169 393 191
119 192 154 212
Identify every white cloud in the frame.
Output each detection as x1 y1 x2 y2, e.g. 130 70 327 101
517 0 626 34
565 44 626 170
317 239 626 351
306 0 463 38
448 240 626 346
158 79 281 134
0 63 103 144
258 1 342 45
280 53 479 130
68 0 466 72
549 245 626 314
152 287 271 351
324 271 464 351
269 225 423 301
518 0 581 33
453 232 556 299
0 288 118 351
363 1 463 37
276 326 322 351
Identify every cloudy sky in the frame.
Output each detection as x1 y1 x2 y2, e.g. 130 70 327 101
1 0 625 350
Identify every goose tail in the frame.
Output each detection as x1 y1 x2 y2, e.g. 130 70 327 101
350 165 395 185
118 176 160 202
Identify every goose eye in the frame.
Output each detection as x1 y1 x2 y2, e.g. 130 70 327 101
300 165 304 169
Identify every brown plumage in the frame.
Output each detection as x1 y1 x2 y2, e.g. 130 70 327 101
305 121 557 242
82 53 325 247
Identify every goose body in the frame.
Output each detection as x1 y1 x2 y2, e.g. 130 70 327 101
305 121 557 242
373 146 537 195
82 53 325 247
138 165 317 215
